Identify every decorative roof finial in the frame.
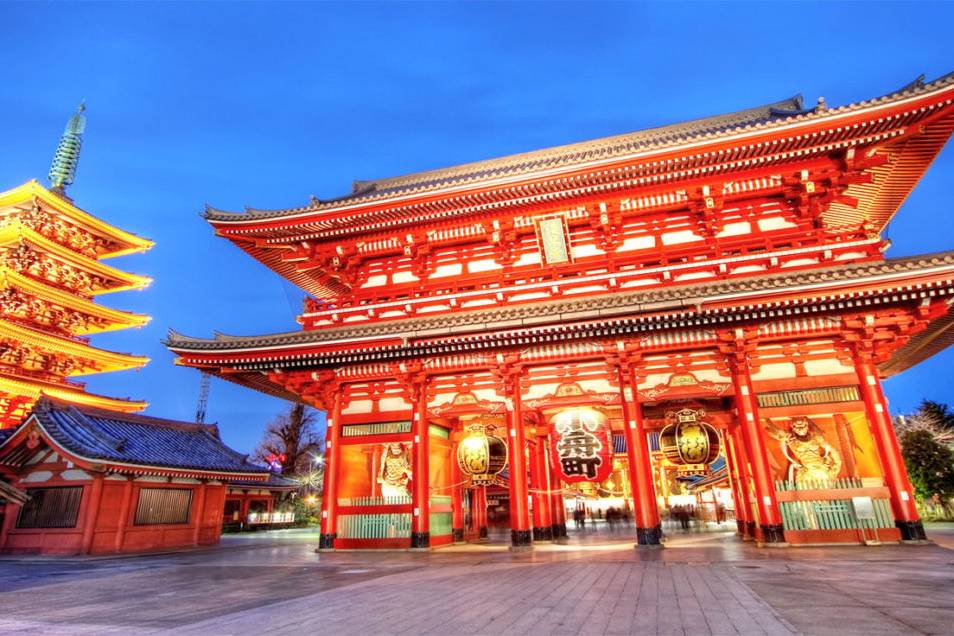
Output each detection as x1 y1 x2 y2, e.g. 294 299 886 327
48 101 87 193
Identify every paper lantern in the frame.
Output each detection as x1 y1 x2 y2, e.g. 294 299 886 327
550 408 613 483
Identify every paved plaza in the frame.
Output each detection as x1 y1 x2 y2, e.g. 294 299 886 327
1 525 952 635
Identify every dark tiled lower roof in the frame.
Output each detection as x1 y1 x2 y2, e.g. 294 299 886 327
229 473 299 490
20 398 269 477
165 249 954 353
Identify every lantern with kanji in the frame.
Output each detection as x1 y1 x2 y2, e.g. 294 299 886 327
550 408 613 483
659 408 721 468
456 423 508 484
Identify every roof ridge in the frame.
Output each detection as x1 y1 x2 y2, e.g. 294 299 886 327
204 70 954 222
38 396 214 433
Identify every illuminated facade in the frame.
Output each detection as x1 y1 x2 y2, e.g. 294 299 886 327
0 105 152 426
169 72 954 548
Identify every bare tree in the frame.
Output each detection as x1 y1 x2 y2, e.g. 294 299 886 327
895 400 954 447
254 403 323 475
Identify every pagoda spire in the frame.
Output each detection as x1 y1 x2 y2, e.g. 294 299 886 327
48 101 86 193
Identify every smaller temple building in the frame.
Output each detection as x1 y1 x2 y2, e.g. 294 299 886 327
224 473 298 531
0 398 270 555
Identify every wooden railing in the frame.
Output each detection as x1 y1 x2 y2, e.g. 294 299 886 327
337 513 412 539
774 478 894 531
337 495 412 507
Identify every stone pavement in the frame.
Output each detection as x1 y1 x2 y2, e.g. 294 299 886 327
1 525 952 635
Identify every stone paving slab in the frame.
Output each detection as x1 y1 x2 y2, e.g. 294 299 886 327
0 527 952 635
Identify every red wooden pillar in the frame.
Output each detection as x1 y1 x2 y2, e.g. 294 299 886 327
547 445 567 540
410 377 430 549
1 499 20 548
476 485 489 540
530 437 553 541
450 438 464 542
113 477 134 552
505 377 532 549
852 347 925 540
618 367 662 546
729 355 785 543
239 496 251 529
723 427 751 538
80 474 105 554
318 388 343 551
191 482 207 546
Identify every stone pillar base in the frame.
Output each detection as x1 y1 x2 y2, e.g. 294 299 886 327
636 525 663 547
410 531 430 549
533 526 554 542
317 533 336 552
897 519 928 542
452 528 465 543
736 519 747 536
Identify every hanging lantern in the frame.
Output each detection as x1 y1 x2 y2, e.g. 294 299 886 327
659 408 721 468
550 408 613 484
457 424 508 484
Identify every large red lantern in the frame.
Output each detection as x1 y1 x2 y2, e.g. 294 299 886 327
550 408 613 483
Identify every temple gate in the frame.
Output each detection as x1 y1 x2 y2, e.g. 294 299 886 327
168 72 954 549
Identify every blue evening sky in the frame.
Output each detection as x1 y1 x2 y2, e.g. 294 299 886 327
0 2 952 454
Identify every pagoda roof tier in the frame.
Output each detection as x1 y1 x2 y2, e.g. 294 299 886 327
0 373 146 413
0 398 268 480
0 318 149 374
206 72 953 236
166 248 954 379
0 221 152 295
0 268 150 335
0 181 154 258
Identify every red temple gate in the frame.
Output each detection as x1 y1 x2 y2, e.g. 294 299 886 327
168 72 954 549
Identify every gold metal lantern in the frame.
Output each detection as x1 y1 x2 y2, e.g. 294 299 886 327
456 424 508 483
659 408 721 466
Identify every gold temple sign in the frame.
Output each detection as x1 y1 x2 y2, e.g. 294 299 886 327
555 382 584 397
668 373 698 387
535 215 571 265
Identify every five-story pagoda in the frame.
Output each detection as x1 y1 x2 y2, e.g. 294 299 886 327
0 104 152 426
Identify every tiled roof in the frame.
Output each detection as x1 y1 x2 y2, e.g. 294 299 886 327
205 96 807 222
229 473 300 490
205 72 954 223
166 249 954 353
20 398 269 477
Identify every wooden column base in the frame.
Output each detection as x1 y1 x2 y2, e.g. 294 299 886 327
411 532 430 549
636 525 663 546
896 520 927 541
510 529 532 550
